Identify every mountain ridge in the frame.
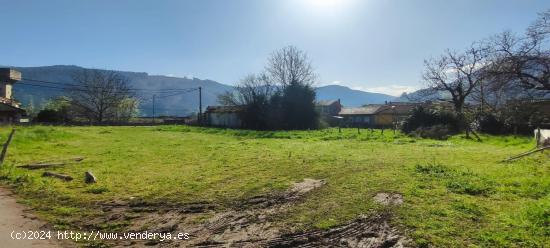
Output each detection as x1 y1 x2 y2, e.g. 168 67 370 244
315 85 395 107
7 65 397 116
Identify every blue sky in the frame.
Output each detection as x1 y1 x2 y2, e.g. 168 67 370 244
2 0 550 96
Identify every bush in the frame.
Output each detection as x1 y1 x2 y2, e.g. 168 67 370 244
478 113 505 135
401 106 460 138
34 97 73 123
35 109 65 123
410 124 453 140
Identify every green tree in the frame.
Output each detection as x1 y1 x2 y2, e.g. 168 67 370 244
267 46 319 130
35 96 73 123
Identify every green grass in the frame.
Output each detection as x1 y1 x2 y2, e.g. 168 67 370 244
0 125 548 247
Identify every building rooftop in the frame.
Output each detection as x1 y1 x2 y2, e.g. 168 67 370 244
375 104 418 115
316 99 340 106
339 105 382 115
205 105 244 113
0 100 25 112
339 103 422 116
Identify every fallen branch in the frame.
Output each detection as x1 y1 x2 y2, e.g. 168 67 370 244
502 146 550 162
18 162 66 170
42 172 73 181
0 129 16 166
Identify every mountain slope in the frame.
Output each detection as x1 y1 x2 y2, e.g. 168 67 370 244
13 65 233 116
315 85 395 107
10 65 398 116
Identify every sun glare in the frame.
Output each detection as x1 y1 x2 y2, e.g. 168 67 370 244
306 0 342 8
299 0 354 16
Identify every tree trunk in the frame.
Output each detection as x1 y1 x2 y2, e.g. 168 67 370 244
455 102 470 138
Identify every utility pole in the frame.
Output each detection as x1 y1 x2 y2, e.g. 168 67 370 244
152 94 156 125
198 87 202 126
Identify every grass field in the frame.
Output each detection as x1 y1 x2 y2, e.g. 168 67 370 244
0 125 549 247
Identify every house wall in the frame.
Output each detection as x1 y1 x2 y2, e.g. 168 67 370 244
207 112 242 128
0 79 14 100
0 111 22 124
375 114 410 127
375 114 393 126
342 115 374 127
4 84 12 99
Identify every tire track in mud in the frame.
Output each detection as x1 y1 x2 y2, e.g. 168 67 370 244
95 179 409 247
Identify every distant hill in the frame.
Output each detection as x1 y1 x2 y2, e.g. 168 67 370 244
393 88 445 102
12 65 233 116
315 85 395 107
396 85 550 104
8 65 399 116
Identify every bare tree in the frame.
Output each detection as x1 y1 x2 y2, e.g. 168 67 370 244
218 73 273 106
485 10 550 92
528 9 550 39
266 46 316 87
422 45 486 136
218 73 273 129
70 69 135 123
217 46 318 130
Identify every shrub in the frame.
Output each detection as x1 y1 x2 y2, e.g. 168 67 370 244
410 124 453 140
401 106 460 137
35 97 74 123
35 109 65 123
478 113 506 135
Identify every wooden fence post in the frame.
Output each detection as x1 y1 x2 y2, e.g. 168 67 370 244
0 129 16 166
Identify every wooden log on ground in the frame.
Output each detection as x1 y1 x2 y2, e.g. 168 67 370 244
503 146 550 162
18 162 66 170
85 171 97 184
0 129 16 166
18 157 84 170
42 172 73 181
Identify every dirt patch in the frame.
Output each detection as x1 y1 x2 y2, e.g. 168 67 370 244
88 179 409 247
0 187 69 248
373 193 403 206
169 179 327 246
263 214 408 248
290 178 325 195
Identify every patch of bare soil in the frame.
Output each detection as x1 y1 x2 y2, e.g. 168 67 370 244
262 214 408 248
92 179 409 247
0 187 70 248
373 193 403 206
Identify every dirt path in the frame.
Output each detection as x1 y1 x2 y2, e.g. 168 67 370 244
0 187 62 248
